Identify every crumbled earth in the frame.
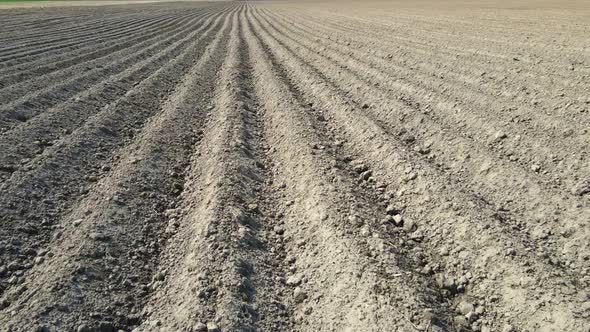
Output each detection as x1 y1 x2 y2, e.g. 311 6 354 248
0 0 588 331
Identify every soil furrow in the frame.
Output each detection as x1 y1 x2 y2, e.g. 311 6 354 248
0 7 233 330
245 8 455 330
0 14 103 40
254 7 589 270
275 9 590 116
0 11 226 182
0 13 168 61
0 10 145 45
137 10 256 330
330 11 589 68
0 5 214 57
0 8 224 134
248 7 589 331
0 14 171 65
263 9 590 162
233 11 295 331
0 13 140 48
140 9 298 331
0 1 587 331
285 8 589 84
0 5 233 75
1 10 211 89
0 6 231 306
0 11 202 85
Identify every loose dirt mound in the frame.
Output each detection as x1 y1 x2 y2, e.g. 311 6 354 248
0 1 588 331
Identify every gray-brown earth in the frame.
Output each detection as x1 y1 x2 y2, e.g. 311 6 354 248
0 1 588 331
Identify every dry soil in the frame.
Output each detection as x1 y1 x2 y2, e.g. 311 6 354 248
0 1 588 331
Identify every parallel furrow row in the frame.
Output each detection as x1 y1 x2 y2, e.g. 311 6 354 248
0 12 170 61
0 10 227 182
0 9 233 330
246 6 588 332
0 8 227 138
253 7 589 268
0 11 197 81
284 9 590 108
0 2 587 332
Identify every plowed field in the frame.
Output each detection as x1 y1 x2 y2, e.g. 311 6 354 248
0 1 588 331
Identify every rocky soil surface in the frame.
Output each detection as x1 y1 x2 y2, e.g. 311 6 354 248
0 0 588 331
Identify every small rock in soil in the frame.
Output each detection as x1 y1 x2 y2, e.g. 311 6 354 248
206 322 220 332
437 274 457 293
475 306 485 315
495 131 507 140
502 324 516 332
274 226 284 235
403 220 416 232
359 225 371 237
360 170 372 180
421 265 433 275
571 179 590 196
193 322 207 332
89 232 109 241
286 274 302 286
77 325 91 332
153 272 165 282
386 205 401 215
392 214 403 226
458 301 475 315
348 215 363 226
36 325 52 332
353 164 368 173
453 315 469 328
294 287 307 303
466 311 479 322
8 261 22 271
382 215 394 224
98 321 115 332
458 275 469 286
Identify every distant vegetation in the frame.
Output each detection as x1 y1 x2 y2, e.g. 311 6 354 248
0 0 53 2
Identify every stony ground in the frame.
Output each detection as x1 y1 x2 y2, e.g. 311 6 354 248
0 1 588 331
